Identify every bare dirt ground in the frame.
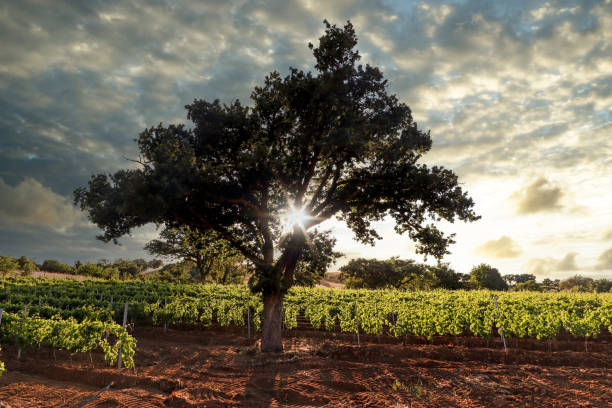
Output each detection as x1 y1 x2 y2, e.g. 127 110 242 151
317 272 344 289
7 271 103 281
1 327 611 408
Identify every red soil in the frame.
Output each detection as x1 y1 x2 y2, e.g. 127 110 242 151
8 271 103 281
317 272 345 289
1 327 610 407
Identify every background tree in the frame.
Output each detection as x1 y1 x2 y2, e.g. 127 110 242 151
541 278 560 292
340 258 407 289
113 259 141 279
398 262 440 290
41 259 74 274
208 255 249 284
148 259 164 269
514 279 542 291
17 256 37 274
503 273 536 287
74 21 479 351
145 225 244 283
592 278 612 293
76 262 115 279
339 257 446 290
469 264 507 291
0 256 18 275
290 229 342 287
144 262 194 283
559 275 594 292
427 263 465 290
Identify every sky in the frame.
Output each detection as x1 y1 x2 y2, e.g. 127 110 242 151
0 0 611 280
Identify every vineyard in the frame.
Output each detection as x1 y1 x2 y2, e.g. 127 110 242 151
1 276 611 364
1 276 611 407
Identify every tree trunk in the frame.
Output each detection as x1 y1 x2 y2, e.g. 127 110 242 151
196 257 204 282
260 291 284 352
259 228 304 353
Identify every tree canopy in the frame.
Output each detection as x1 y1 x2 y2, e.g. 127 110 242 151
41 259 74 274
74 20 479 351
559 275 612 293
145 225 243 282
0 256 18 275
469 264 507 291
288 229 343 287
339 257 469 290
514 280 542 291
503 273 536 287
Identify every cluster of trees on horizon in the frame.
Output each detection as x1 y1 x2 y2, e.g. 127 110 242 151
0 255 163 280
338 257 612 293
1 253 610 293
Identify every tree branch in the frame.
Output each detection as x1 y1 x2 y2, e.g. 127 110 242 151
259 187 275 264
306 162 334 212
296 147 320 205
305 189 360 230
312 165 343 216
122 155 151 167
173 210 266 268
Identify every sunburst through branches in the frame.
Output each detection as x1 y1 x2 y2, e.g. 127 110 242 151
282 205 309 232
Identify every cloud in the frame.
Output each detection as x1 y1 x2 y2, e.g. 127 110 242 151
0 0 611 274
525 258 557 276
0 222 156 264
0 177 81 231
603 229 612 240
595 246 612 270
525 252 581 276
475 236 522 258
557 252 578 270
511 177 564 214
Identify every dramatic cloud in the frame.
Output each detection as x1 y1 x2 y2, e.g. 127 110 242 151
0 177 81 231
525 258 557 277
0 222 157 265
511 177 564 214
596 247 612 270
557 252 578 271
524 252 582 277
475 236 522 258
0 0 611 276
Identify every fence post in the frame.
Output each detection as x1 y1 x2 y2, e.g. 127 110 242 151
375 301 381 343
105 296 114 341
0 309 5 355
17 305 28 360
247 300 251 339
491 295 507 352
163 295 168 333
117 302 128 370
354 298 360 347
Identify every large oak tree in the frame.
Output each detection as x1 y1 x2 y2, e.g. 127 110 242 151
74 21 479 352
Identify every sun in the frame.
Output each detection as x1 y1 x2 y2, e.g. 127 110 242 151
283 206 309 230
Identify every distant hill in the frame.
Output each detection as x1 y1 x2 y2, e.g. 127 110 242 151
317 271 344 289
